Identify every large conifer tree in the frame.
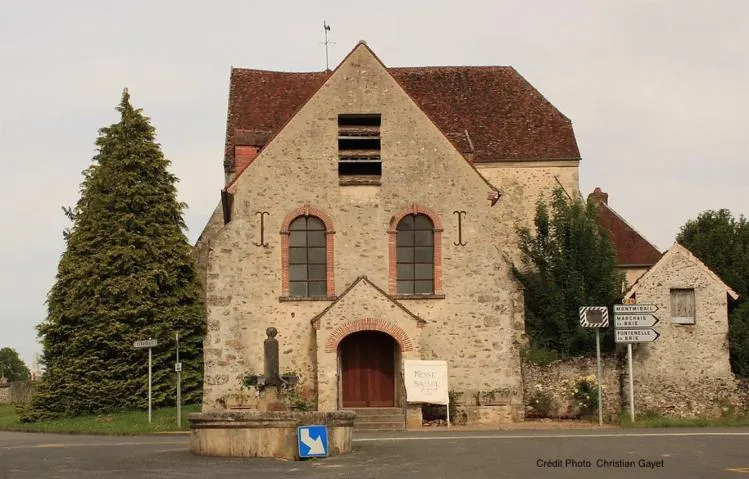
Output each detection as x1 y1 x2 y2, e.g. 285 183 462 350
25 90 205 420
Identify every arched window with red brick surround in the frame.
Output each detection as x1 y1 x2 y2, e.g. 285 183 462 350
280 206 335 298
388 205 443 296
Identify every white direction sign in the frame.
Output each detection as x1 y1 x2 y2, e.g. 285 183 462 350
615 328 660 343
614 304 658 314
134 339 158 349
615 314 659 329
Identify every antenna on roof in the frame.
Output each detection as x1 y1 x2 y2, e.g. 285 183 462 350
321 21 335 71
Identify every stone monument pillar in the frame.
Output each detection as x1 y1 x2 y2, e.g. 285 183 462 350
258 327 286 412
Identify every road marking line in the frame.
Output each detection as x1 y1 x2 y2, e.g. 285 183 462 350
353 432 749 442
727 467 749 474
0 441 186 451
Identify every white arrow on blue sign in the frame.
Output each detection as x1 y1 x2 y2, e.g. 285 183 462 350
297 425 328 458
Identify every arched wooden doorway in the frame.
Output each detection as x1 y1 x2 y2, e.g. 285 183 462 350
339 331 397 407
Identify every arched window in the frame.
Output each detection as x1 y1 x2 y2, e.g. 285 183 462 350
396 214 434 295
288 216 327 297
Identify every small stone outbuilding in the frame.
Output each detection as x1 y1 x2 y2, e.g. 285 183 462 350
622 243 740 416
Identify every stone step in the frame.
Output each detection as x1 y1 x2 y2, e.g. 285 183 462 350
347 407 402 416
354 414 404 423
348 408 405 431
354 421 405 431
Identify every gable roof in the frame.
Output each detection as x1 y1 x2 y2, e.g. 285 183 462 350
224 68 331 174
311 276 426 328
588 187 663 267
224 48 581 176
624 243 739 300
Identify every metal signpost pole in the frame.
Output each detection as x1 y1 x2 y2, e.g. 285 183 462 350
628 343 635 422
148 345 152 424
596 328 603 427
579 306 608 427
176 333 181 428
133 338 159 425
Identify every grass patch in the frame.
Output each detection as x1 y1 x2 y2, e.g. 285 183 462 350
0 404 200 435
619 411 749 428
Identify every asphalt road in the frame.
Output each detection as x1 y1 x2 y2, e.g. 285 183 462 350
2 428 749 478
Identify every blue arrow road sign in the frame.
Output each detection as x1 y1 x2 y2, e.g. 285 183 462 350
297 425 328 458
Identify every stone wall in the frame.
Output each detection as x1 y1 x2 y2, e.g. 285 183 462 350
522 356 622 421
523 355 748 420
0 384 9 404
0 381 34 405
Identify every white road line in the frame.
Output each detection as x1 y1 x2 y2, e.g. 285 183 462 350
353 432 749 442
0 441 187 450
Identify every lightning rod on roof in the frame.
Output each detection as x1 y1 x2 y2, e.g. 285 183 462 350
321 21 335 71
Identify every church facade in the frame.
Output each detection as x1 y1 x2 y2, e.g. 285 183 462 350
195 41 591 424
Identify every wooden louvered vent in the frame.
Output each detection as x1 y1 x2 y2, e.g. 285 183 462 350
338 114 381 185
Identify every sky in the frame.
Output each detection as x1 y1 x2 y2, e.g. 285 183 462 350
1 0 747 368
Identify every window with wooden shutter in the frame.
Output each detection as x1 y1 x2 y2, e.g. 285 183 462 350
670 288 696 324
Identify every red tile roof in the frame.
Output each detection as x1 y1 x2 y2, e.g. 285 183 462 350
224 69 331 173
389 67 580 162
589 188 662 266
224 64 581 175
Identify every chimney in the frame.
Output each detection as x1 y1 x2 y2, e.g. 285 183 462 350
588 187 608 205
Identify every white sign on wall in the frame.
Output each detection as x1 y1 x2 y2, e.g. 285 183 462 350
403 360 449 405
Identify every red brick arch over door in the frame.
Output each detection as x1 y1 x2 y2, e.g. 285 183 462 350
324 318 413 353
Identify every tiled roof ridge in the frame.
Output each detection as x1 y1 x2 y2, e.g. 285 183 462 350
230 66 328 74
230 65 515 74
600 201 663 261
588 187 663 267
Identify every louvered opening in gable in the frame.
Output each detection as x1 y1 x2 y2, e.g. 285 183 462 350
338 114 381 185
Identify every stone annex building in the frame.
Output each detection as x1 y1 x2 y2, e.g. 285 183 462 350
195 41 739 426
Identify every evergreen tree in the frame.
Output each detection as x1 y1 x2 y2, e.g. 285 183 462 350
0 347 30 382
676 209 749 376
24 90 205 421
512 188 624 357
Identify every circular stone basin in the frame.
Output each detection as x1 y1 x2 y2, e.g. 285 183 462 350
189 410 356 460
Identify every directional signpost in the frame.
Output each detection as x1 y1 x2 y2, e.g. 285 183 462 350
579 306 609 426
297 425 329 458
134 338 158 423
614 304 660 422
615 328 660 343
614 314 659 329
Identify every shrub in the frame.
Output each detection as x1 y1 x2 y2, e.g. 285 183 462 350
563 374 598 418
526 386 556 418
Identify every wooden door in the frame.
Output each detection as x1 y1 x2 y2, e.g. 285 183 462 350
340 331 395 407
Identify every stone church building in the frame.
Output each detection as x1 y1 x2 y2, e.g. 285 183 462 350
195 41 738 425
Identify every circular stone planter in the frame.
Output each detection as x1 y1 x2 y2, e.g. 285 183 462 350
189 410 356 460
